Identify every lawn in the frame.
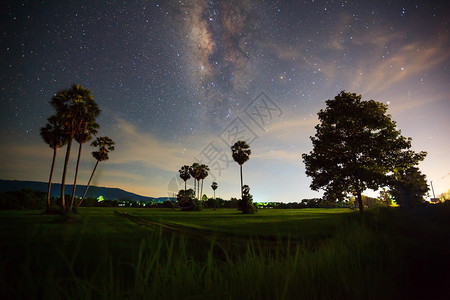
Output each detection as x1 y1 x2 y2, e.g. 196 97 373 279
1 206 449 299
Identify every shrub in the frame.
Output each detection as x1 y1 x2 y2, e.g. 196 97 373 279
240 185 256 214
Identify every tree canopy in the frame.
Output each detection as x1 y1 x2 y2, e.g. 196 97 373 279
302 91 427 212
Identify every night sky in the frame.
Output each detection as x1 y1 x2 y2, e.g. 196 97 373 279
1 0 449 202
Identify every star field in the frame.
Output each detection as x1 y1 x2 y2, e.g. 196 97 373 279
0 0 449 201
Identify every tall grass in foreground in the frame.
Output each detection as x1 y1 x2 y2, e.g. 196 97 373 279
1 214 405 300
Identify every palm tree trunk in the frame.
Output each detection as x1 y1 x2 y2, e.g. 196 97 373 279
46 147 57 213
201 179 204 202
69 142 83 213
240 164 243 200
60 137 73 212
213 190 216 210
77 160 99 208
184 180 187 192
197 180 200 200
193 179 196 197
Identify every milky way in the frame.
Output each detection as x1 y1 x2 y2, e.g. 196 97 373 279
1 1 449 200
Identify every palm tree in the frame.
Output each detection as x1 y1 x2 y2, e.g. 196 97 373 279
211 181 218 210
231 140 251 199
51 84 100 212
69 121 99 213
178 165 191 191
40 116 67 213
189 163 200 198
77 136 115 208
198 164 210 202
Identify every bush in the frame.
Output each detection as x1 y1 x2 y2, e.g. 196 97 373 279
240 185 256 214
177 189 201 211
0 189 46 210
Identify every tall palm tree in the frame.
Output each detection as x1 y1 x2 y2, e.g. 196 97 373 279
189 163 200 198
40 116 67 213
78 136 115 208
69 121 99 213
51 84 100 212
231 140 251 199
198 164 210 202
211 182 218 210
179 165 191 191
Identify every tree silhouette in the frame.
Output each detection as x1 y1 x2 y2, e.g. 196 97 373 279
189 163 200 198
69 121 99 213
178 165 191 191
78 136 115 208
391 166 429 208
177 188 195 208
51 84 100 212
198 164 210 202
211 181 218 210
40 116 67 213
231 140 251 199
302 91 427 213
240 185 256 214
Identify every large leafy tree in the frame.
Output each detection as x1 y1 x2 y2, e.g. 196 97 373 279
51 84 100 212
40 116 67 212
390 166 429 208
178 165 191 191
302 91 426 213
231 140 251 199
78 136 115 208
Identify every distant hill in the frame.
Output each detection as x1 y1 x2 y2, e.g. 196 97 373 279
0 179 175 203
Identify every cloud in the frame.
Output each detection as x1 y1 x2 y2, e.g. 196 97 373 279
357 39 449 96
266 18 449 104
252 149 301 163
111 118 204 173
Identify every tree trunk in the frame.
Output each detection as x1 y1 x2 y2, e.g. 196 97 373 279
77 160 99 208
184 179 187 192
213 190 216 210
357 190 364 213
240 164 243 200
193 179 196 197
201 179 204 202
69 142 83 213
60 137 73 212
197 180 200 200
46 147 57 213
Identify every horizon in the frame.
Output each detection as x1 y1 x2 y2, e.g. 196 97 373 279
1 1 449 202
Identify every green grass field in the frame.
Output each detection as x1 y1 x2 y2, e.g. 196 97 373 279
1 207 449 299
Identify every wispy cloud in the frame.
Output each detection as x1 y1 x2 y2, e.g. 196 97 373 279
252 149 301 163
111 118 203 173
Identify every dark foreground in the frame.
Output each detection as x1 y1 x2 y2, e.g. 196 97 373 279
0 206 449 299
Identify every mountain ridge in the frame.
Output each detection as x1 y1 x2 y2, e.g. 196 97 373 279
0 179 174 203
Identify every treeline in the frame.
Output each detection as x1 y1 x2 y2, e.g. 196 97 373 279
0 188 400 210
0 189 46 210
0 189 168 210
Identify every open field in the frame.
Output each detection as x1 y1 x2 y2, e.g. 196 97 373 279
1 207 450 299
